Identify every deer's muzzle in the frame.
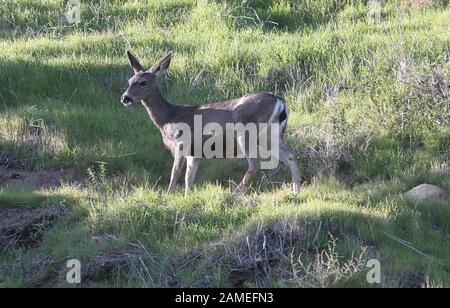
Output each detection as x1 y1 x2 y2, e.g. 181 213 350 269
121 94 134 106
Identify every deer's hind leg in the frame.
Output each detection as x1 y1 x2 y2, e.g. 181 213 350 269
278 140 301 193
234 136 260 195
234 158 260 195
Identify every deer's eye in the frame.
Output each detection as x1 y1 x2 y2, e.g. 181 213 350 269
139 81 147 87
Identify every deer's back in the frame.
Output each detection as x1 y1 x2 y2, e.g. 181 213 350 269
161 92 285 156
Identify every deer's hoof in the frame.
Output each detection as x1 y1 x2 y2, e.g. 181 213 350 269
167 187 176 194
232 185 247 197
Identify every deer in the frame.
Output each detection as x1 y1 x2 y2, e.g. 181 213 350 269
121 51 301 196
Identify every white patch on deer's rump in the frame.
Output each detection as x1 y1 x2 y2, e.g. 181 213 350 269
232 97 245 110
268 99 285 123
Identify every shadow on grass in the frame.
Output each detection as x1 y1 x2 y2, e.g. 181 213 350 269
215 0 450 33
1 0 357 39
0 189 78 209
214 0 364 32
0 0 194 40
0 58 176 173
0 58 133 110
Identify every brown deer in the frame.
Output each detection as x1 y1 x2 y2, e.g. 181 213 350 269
121 51 301 195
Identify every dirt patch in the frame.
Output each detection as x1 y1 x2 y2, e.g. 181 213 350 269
0 166 84 190
0 206 66 251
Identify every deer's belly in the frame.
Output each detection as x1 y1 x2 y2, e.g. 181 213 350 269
161 133 244 159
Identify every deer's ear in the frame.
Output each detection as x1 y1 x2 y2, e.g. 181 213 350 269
127 51 144 74
149 52 173 75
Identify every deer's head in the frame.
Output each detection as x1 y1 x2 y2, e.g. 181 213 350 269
121 51 172 106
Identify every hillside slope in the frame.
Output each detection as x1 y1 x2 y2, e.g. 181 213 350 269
0 0 449 287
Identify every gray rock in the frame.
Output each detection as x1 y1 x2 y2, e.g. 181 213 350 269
0 150 11 164
404 184 445 202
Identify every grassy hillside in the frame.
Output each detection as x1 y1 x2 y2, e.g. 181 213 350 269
0 0 449 287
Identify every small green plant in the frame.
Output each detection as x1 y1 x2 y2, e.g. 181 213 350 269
87 162 109 193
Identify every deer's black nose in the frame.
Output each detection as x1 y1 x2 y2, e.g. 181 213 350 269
121 94 133 105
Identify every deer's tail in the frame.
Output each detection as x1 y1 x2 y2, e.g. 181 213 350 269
269 97 288 135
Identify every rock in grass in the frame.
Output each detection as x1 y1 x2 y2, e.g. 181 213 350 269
404 184 445 202
0 150 11 165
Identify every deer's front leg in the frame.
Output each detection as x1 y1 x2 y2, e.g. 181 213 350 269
168 154 186 194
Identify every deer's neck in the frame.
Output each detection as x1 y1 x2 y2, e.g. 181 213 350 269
141 86 173 128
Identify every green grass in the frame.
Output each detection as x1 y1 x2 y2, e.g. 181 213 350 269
0 0 449 287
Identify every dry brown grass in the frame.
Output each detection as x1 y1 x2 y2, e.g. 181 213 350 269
291 236 368 288
212 217 371 287
0 206 66 252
